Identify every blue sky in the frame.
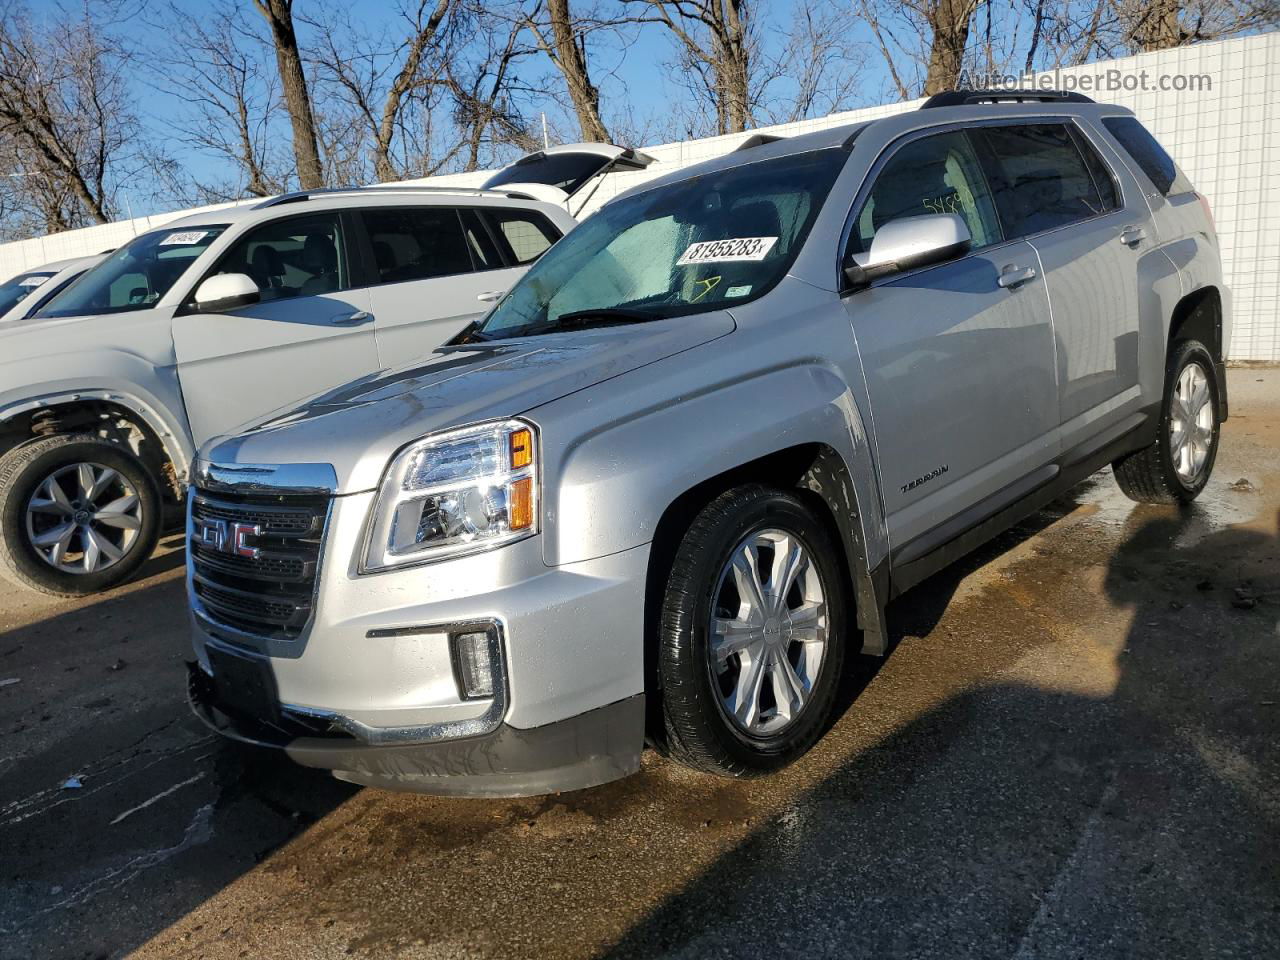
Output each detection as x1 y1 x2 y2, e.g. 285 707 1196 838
24 0 1016 217
96 0 896 210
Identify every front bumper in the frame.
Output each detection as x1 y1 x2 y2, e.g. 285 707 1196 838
188 663 644 797
188 490 650 795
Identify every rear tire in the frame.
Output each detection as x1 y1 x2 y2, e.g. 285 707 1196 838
657 484 847 778
1113 339 1220 504
0 435 162 596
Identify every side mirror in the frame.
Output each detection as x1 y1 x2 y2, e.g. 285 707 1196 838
843 213 972 291
192 273 259 312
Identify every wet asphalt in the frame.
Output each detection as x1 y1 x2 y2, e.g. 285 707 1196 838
1 369 1277 960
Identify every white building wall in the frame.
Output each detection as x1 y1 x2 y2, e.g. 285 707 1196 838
0 32 1275 359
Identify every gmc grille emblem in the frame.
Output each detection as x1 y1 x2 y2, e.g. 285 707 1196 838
195 518 262 559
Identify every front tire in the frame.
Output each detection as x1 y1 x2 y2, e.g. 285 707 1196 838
1113 339 1220 504
657 484 848 778
0 435 162 596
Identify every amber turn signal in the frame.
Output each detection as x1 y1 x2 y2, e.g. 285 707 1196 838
509 428 533 469
509 476 534 529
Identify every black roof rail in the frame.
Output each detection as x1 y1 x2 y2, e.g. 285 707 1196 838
734 133 786 152
920 89 1094 108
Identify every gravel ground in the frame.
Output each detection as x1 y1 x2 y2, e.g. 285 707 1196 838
1 369 1277 960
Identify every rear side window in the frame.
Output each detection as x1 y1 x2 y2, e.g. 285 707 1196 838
361 208 474 283
481 210 560 265
459 209 504 270
1069 128 1120 211
1102 116 1191 196
977 124 1109 238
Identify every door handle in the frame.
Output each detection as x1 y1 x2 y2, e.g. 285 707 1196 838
998 264 1037 289
476 290 506 303
331 310 372 325
1119 226 1147 246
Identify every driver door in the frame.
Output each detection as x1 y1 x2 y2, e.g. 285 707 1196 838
841 129 1059 559
172 211 377 445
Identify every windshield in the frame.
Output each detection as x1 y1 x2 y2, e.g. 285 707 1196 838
474 147 848 340
0 271 55 314
38 225 228 317
483 152 612 194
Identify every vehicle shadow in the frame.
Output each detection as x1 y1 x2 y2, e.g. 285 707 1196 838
1 492 1083 959
832 488 1088 717
606 503 1280 959
6 492 1279 959
0 549 357 959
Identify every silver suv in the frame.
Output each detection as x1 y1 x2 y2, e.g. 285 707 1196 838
187 92 1228 797
0 187 574 595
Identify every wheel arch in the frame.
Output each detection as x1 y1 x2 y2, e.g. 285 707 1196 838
1167 285 1226 420
642 441 890 707
0 388 193 500
1169 285 1222 357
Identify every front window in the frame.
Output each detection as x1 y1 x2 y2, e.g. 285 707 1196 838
38 226 227 317
213 212 348 300
472 148 849 341
850 130 1001 256
0 271 54 315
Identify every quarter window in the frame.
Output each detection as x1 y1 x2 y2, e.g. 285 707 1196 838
482 210 560 265
215 213 349 302
849 130 1001 256
976 124 1109 237
1102 116 1191 197
361 207 474 283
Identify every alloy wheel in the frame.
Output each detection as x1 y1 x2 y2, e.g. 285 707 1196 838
24 461 143 574
708 528 828 737
1170 360 1215 483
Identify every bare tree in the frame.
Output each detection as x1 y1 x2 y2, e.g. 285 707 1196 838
446 7 541 171
155 2 288 201
305 0 456 182
0 2 144 234
522 0 611 142
1114 0 1276 51
857 0 984 97
253 0 324 189
767 0 864 124
623 0 754 135
1003 0 1276 72
921 0 981 93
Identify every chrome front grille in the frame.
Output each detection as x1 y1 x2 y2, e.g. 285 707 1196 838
189 490 330 640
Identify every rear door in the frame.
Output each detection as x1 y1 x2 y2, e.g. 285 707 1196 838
360 205 559 364
974 121 1147 451
172 210 378 445
841 128 1058 557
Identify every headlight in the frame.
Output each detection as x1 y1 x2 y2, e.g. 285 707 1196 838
363 419 538 571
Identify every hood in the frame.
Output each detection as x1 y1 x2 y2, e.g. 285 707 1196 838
203 312 735 494
0 308 148 354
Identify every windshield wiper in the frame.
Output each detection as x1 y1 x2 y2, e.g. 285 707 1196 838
466 307 667 342
449 319 494 344
548 307 665 330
